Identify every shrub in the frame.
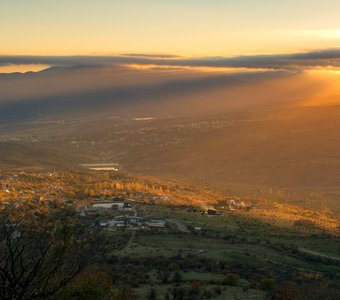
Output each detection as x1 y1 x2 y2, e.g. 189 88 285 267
172 271 183 284
147 288 158 300
260 278 275 291
223 273 240 286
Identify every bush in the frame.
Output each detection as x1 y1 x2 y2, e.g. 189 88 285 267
223 273 240 286
147 288 158 300
214 286 222 294
294 219 316 228
260 278 275 291
188 280 203 296
249 279 258 289
112 285 134 300
172 271 183 283
275 282 303 300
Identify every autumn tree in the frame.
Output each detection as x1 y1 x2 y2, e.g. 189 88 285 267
0 206 90 300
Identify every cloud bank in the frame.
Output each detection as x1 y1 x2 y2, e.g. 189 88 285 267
1 48 340 71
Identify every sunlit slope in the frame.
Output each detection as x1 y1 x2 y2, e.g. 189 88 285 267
0 143 82 169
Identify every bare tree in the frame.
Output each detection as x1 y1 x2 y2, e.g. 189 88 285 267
0 206 88 300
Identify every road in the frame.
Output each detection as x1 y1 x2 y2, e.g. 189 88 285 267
298 247 340 264
166 219 190 233
120 207 137 253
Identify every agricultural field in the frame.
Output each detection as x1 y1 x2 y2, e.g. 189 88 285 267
233 203 339 234
98 203 339 299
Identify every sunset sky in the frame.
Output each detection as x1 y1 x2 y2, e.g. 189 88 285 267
1 0 340 56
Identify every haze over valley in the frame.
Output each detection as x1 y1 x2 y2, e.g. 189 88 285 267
1 1 340 299
1 62 340 216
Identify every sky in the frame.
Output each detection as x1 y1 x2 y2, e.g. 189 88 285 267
1 0 340 57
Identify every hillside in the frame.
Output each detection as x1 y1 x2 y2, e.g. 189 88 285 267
1 169 339 299
0 142 81 169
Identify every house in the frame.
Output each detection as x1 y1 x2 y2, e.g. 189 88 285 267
239 201 246 207
207 209 217 215
107 220 125 228
92 202 114 209
129 217 145 226
79 211 87 218
146 219 166 228
123 202 134 211
92 202 124 209
99 221 109 227
229 199 236 206
86 207 99 215
76 205 87 212
149 219 166 224
146 222 166 228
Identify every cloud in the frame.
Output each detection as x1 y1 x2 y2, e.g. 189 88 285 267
0 48 340 71
120 53 181 59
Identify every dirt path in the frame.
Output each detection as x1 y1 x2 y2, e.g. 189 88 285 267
166 219 190 233
122 231 136 252
298 247 340 264
120 207 137 253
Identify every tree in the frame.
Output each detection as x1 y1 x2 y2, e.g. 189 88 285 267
112 285 134 300
57 269 113 300
0 206 89 300
275 281 303 300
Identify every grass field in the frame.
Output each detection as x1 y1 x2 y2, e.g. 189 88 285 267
101 203 339 299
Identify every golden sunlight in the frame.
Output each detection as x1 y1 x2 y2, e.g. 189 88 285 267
297 28 340 40
0 64 50 74
124 64 274 73
300 69 340 106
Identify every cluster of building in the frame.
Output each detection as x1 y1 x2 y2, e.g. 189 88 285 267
98 216 167 230
205 199 249 215
76 197 168 231
219 199 248 211
227 199 246 210
76 197 135 217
